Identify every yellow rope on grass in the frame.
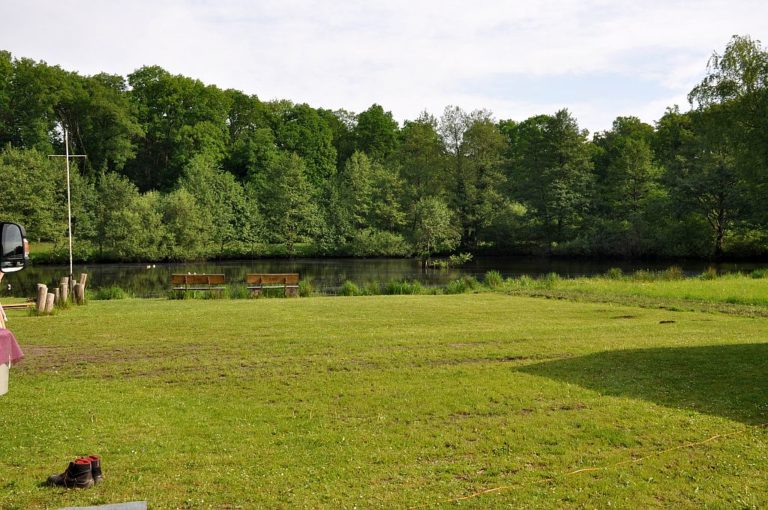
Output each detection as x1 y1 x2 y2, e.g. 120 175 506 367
409 422 768 509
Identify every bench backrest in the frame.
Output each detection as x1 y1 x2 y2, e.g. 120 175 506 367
171 274 226 286
246 273 300 285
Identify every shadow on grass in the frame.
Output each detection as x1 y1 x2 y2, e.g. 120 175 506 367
518 343 768 425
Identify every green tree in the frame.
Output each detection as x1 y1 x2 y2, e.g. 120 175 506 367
368 161 406 232
688 35 768 228
318 108 357 170
461 116 507 248
663 108 745 258
354 104 399 162
91 172 141 257
161 187 211 259
396 112 446 204
3 56 61 153
121 191 167 260
439 106 471 245
55 72 144 177
126 66 229 191
259 153 321 256
272 102 337 189
0 51 14 147
0 146 65 242
222 89 274 181
180 155 258 254
324 151 405 253
335 151 373 233
590 116 660 256
510 110 594 249
410 196 460 266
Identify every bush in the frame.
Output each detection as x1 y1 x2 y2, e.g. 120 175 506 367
605 268 624 280
298 278 315 297
700 267 719 280
448 253 473 266
339 280 361 296
92 286 129 300
631 269 654 282
484 270 504 289
444 276 481 295
750 268 768 279
348 229 411 257
661 266 685 280
429 252 474 269
507 275 535 289
362 281 381 296
444 279 468 294
383 280 423 295
226 284 250 299
540 272 560 288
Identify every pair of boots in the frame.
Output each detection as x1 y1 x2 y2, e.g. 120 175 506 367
47 455 103 489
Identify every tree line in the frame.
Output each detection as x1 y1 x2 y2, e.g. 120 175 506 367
1 35 767 262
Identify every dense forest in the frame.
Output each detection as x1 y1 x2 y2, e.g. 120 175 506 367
1 35 767 262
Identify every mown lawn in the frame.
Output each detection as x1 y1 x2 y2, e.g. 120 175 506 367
1 293 767 508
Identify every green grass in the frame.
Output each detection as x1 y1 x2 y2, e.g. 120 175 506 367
528 272 768 310
1 293 767 508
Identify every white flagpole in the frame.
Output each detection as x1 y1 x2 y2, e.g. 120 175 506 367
49 127 86 291
65 128 73 286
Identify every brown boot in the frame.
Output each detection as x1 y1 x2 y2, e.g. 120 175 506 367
47 458 94 488
86 455 103 483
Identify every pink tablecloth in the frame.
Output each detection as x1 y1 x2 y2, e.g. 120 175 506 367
0 329 24 364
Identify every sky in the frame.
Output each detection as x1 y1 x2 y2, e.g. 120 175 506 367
0 0 766 134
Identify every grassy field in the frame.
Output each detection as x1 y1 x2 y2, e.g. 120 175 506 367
495 271 768 317
1 290 767 508
554 272 768 307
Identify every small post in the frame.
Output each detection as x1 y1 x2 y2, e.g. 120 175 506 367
60 279 69 303
54 287 61 305
45 293 55 314
36 284 48 314
73 283 84 305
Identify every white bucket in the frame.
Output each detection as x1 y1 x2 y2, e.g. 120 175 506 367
0 362 9 396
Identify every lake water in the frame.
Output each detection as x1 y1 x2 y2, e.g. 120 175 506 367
1 257 764 299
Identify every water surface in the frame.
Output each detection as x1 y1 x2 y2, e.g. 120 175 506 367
1 257 763 299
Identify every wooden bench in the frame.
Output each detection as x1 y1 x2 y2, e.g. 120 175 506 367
171 274 226 295
246 273 300 297
0 302 34 310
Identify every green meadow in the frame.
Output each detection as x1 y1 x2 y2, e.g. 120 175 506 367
1 280 767 508
552 272 768 308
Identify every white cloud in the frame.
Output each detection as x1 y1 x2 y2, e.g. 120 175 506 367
0 0 765 132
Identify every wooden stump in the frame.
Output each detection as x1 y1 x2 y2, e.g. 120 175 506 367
73 283 84 305
44 293 55 314
60 277 70 303
36 284 48 314
54 288 61 305
75 274 88 304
